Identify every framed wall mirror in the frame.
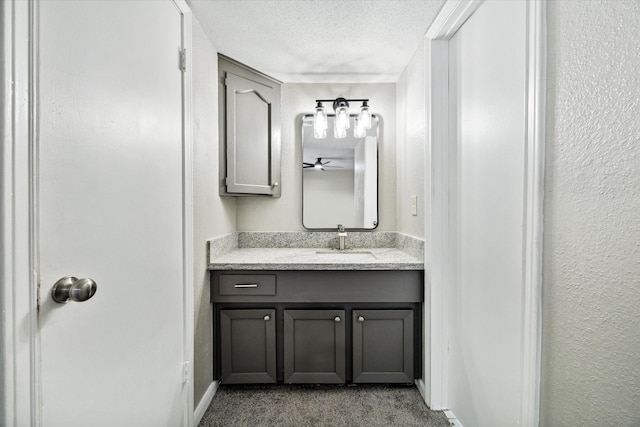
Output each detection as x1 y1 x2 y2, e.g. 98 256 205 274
302 114 378 230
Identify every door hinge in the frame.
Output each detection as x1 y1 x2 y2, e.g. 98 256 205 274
183 361 190 384
179 49 187 72
225 177 230 186
36 280 41 312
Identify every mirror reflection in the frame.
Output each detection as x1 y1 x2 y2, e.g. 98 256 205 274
302 114 378 230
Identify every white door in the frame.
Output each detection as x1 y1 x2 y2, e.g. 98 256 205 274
37 1 187 426
447 1 528 426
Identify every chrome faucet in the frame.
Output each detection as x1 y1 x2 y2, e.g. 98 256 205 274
338 224 347 250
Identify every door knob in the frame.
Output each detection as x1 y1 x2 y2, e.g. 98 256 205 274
52 276 97 303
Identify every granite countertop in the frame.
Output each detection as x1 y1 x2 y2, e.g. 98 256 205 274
208 247 424 271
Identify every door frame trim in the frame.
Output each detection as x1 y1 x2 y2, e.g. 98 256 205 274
1 0 39 424
1 1 194 425
423 1 545 425
175 1 195 425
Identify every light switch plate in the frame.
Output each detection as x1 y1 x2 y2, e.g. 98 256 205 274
410 195 418 216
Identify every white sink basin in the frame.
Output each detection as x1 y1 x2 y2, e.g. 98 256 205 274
315 250 377 261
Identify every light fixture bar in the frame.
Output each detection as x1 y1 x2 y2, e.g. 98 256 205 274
314 98 370 103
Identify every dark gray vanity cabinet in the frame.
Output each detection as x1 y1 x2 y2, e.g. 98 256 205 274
283 309 346 384
219 309 277 384
211 270 423 385
352 309 414 383
218 54 281 197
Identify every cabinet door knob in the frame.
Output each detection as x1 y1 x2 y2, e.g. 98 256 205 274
358 316 365 322
272 182 279 188
264 315 271 321
334 316 341 323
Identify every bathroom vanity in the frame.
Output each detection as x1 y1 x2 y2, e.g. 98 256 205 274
209 248 423 385
209 101 424 385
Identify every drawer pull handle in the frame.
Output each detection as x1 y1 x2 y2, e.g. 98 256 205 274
358 316 365 322
334 316 341 323
233 284 259 288
264 315 271 321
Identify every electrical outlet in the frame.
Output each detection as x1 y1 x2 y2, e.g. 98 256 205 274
410 195 418 216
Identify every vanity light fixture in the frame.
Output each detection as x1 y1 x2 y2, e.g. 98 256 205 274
313 102 327 138
313 97 371 139
359 101 372 129
354 116 366 138
334 99 349 139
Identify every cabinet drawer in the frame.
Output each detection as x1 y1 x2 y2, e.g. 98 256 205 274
219 274 276 296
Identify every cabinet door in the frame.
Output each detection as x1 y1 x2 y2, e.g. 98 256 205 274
224 71 281 196
352 309 414 383
220 309 276 384
284 309 346 384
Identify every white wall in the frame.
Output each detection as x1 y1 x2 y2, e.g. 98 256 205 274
192 18 236 405
236 83 397 231
396 44 426 240
541 1 640 425
397 39 429 401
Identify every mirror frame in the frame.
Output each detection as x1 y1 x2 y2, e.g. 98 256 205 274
301 113 379 231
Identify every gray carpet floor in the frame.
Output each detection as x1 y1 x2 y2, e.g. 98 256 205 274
198 384 450 427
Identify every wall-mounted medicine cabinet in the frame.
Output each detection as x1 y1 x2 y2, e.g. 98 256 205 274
218 54 282 197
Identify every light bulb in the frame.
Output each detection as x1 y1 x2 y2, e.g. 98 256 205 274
359 102 372 129
354 116 366 138
334 107 349 138
314 103 327 139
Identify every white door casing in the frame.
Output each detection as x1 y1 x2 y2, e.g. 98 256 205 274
1 1 37 424
1 1 194 426
424 0 545 425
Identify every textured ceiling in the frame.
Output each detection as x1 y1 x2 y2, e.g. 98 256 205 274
187 0 446 83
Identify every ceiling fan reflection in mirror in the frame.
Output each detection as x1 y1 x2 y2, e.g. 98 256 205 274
302 157 344 171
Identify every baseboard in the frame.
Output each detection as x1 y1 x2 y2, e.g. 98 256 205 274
415 379 427 403
194 380 219 426
444 410 463 427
